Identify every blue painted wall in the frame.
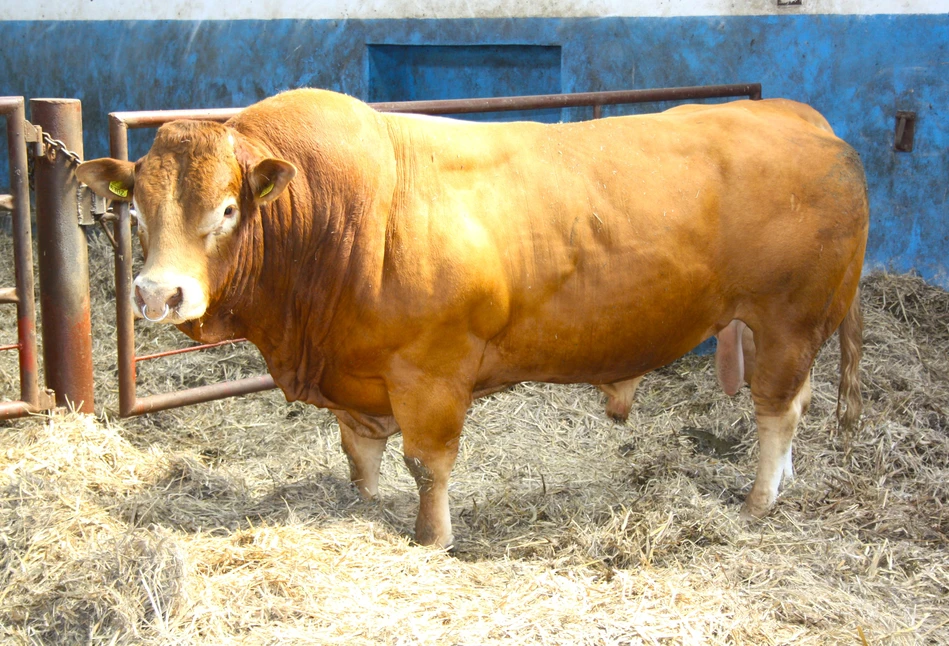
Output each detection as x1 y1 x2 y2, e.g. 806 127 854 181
0 15 947 285
368 44 563 121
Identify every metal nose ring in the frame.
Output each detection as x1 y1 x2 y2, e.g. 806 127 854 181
141 302 170 322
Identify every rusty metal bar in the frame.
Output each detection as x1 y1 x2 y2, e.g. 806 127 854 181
135 338 249 363
0 400 32 418
31 99 95 413
370 83 762 114
109 107 241 128
110 84 760 417
109 84 762 128
0 343 19 352
111 117 272 416
0 287 17 304
110 115 139 417
127 375 276 416
3 98 39 410
0 97 51 419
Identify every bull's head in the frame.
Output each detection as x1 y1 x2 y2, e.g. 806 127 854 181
78 121 296 327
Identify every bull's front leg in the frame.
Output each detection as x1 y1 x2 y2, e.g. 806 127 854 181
389 374 471 548
334 411 389 499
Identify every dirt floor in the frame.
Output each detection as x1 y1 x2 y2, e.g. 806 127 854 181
0 231 946 644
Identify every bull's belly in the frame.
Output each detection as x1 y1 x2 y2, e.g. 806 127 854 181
477 312 718 390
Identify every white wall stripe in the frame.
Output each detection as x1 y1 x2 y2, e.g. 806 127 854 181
3 0 948 21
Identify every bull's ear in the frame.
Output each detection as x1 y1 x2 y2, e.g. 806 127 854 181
248 158 296 205
76 158 136 202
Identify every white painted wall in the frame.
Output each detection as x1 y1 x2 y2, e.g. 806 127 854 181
4 0 948 21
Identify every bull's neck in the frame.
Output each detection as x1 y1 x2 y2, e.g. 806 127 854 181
211 172 388 402
188 105 395 401
240 196 357 390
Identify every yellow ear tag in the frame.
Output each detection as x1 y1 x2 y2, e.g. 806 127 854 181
258 182 275 199
109 181 129 198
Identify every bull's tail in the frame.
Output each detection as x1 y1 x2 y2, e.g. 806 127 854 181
836 288 863 436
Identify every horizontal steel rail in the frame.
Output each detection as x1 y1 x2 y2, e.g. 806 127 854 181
0 97 53 419
124 374 276 416
135 338 248 363
109 83 762 127
371 83 762 115
110 83 761 417
0 287 17 304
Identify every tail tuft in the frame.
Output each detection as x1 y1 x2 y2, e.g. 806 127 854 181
837 288 864 437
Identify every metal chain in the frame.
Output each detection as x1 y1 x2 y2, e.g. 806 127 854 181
41 131 83 165
27 131 83 189
35 132 90 229
30 131 117 247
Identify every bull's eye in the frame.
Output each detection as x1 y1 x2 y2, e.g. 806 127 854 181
202 199 240 241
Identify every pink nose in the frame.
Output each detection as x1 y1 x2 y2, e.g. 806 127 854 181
134 284 183 321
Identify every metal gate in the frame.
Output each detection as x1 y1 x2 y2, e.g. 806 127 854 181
107 83 761 417
0 97 54 419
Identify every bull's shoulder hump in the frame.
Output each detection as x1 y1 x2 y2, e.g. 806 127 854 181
228 88 381 132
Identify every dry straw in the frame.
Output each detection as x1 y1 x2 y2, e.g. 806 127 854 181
0 232 946 644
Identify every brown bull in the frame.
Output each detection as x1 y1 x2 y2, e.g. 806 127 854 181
78 89 868 548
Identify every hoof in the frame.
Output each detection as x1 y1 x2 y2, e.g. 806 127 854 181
605 400 632 422
415 531 454 550
739 500 772 522
349 481 380 501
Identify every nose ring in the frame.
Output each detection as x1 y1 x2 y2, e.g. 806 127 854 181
141 302 171 322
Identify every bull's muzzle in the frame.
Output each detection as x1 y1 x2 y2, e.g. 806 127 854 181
134 281 183 322
132 272 204 324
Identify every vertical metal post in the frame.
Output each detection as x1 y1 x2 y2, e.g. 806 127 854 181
110 115 137 417
7 100 40 409
0 97 52 419
31 98 95 413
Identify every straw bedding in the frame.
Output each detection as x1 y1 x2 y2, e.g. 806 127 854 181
0 232 946 644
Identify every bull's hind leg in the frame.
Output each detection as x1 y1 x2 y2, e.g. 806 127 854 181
599 376 644 422
715 320 747 396
742 370 813 519
335 412 389 499
740 323 757 387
